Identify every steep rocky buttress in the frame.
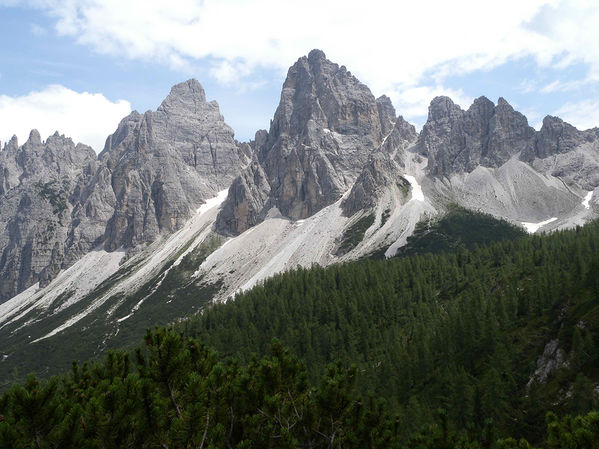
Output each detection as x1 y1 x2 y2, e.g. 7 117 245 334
0 131 98 301
417 96 536 177
0 80 250 301
99 79 250 250
216 49 388 235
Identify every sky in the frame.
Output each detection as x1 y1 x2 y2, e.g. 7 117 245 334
1 0 599 153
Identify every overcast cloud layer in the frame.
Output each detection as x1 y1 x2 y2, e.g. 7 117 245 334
2 0 599 148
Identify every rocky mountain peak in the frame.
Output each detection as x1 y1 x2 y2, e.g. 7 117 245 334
497 97 510 107
535 115 583 158
419 96 535 176
158 78 207 113
271 49 382 141
217 50 387 234
307 48 327 62
0 131 99 301
100 111 142 158
100 79 249 250
27 129 42 147
3 135 19 152
469 96 495 120
427 96 463 122
0 76 251 300
390 115 418 145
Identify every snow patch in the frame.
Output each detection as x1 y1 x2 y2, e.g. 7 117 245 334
582 190 593 209
196 189 229 214
404 175 424 202
380 127 395 147
116 313 133 323
521 217 558 233
383 153 434 258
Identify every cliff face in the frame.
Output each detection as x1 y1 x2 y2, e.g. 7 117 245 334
415 95 599 192
99 79 250 250
342 115 418 216
526 116 599 191
216 50 388 234
417 96 536 177
0 80 250 301
0 131 98 301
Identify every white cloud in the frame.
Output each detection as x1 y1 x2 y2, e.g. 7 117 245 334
518 79 539 94
209 60 254 86
10 0 556 88
5 0 599 126
0 85 131 152
553 99 599 131
388 85 473 127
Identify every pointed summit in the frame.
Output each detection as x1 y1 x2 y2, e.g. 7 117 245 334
307 48 327 61
158 78 207 112
533 115 583 158
100 78 248 250
27 129 42 146
497 97 510 107
5 135 19 152
217 49 390 234
171 78 205 99
427 96 462 122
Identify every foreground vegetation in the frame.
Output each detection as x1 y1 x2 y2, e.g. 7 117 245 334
1 216 599 447
0 328 598 448
182 220 599 443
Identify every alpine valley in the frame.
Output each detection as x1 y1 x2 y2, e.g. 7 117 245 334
0 49 598 391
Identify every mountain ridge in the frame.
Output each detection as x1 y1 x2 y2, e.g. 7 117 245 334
0 49 597 381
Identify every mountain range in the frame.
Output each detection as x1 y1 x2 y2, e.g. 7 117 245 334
0 49 597 379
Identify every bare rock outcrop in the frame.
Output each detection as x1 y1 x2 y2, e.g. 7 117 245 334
0 131 98 301
342 116 418 216
99 79 250 250
418 96 535 176
216 49 387 234
215 160 271 235
523 117 599 190
0 79 251 301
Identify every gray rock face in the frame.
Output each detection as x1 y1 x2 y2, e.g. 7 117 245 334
528 339 568 385
418 96 535 176
215 160 271 235
341 153 403 216
217 49 386 234
418 95 599 191
0 131 97 301
0 79 250 301
342 116 418 216
525 119 599 190
531 116 589 159
3 55 599 306
99 79 250 250
376 95 397 136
